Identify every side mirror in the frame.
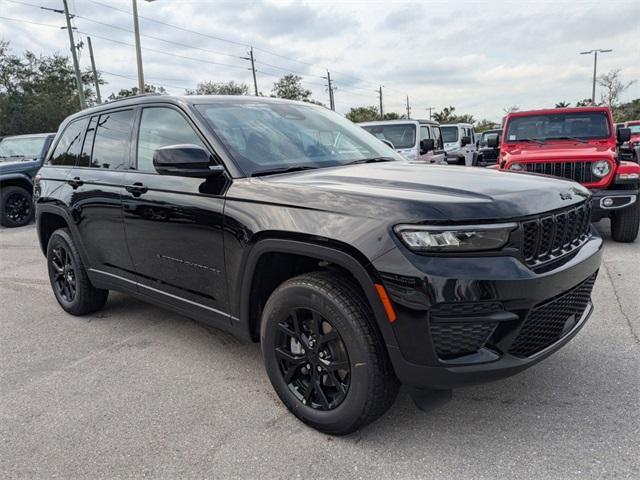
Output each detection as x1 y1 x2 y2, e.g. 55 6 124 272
420 138 435 154
461 135 471 147
617 127 631 143
380 139 395 149
153 144 224 178
486 134 500 149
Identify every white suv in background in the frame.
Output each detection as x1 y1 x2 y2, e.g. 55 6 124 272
358 119 446 163
441 123 478 166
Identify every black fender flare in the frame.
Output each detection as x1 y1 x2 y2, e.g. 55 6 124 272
238 238 398 348
0 173 34 189
35 203 91 267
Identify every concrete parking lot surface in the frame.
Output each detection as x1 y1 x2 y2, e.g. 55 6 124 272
0 222 638 479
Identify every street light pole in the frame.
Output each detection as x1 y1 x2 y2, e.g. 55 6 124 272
132 0 145 93
580 49 612 105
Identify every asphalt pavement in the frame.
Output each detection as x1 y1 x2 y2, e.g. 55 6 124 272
0 221 638 479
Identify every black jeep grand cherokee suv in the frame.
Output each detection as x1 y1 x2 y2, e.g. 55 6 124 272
36 95 602 434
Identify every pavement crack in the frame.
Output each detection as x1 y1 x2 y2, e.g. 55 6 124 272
601 261 640 346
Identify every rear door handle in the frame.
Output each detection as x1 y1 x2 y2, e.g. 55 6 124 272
125 182 148 196
67 177 83 188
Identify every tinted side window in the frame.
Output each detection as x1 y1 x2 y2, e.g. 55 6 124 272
49 118 88 166
433 127 443 148
136 107 206 172
77 117 97 167
91 110 134 170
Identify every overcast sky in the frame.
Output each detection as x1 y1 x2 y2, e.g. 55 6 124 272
2 0 639 121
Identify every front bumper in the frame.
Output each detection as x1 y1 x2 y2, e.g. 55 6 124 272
372 232 603 389
590 188 638 220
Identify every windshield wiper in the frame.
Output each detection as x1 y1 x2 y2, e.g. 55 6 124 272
346 156 396 165
517 138 546 145
547 136 588 144
251 165 318 177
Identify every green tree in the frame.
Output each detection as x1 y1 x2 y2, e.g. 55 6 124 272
555 101 571 108
475 119 500 132
107 83 167 101
0 41 100 136
382 112 406 120
613 98 640 123
345 105 379 123
271 74 311 101
433 106 474 124
185 80 249 95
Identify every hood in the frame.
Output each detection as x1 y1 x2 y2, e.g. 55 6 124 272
0 157 41 171
502 141 616 163
230 163 590 223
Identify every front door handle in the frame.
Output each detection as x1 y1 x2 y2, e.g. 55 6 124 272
125 182 148 196
67 177 83 189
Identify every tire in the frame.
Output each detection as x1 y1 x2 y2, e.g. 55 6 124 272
0 186 33 227
260 271 399 435
46 228 109 315
610 200 640 242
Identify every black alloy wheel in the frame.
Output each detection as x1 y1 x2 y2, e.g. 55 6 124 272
50 244 77 303
1 186 33 227
276 308 350 411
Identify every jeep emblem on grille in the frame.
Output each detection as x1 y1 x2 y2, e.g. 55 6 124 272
560 192 573 200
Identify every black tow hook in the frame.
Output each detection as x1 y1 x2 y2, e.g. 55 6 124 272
407 387 452 412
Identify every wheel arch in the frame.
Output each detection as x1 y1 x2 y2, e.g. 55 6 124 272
35 204 91 266
0 174 33 192
238 237 398 349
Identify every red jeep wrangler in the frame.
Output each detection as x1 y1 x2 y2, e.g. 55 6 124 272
488 107 639 242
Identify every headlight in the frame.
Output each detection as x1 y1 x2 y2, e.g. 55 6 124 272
508 162 524 171
394 223 517 252
592 160 611 178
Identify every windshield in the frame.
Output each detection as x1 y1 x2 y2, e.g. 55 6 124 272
441 126 459 143
505 112 611 142
0 136 46 160
360 123 416 149
196 101 404 176
628 124 640 134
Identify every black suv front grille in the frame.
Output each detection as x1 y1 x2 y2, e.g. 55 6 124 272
508 273 597 358
522 202 592 268
524 161 599 183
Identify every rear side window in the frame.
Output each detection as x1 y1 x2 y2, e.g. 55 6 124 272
91 110 134 170
77 117 97 167
136 107 206 172
49 118 88 166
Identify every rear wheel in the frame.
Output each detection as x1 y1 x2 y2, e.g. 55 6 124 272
46 228 109 315
610 200 639 242
0 186 33 227
260 271 399 435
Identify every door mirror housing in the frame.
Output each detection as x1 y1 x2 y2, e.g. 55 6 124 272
420 138 435 154
461 135 471 147
486 134 500 149
153 144 224 178
617 127 631 144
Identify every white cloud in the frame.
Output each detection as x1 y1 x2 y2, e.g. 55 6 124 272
2 0 639 121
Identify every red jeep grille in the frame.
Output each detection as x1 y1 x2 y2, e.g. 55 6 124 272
523 161 599 184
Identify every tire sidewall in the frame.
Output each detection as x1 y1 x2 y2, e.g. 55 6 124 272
261 283 375 432
47 229 81 311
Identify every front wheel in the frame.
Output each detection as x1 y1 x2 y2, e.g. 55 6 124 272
610 200 639 242
260 271 399 435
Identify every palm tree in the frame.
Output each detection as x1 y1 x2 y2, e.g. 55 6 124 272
555 101 571 108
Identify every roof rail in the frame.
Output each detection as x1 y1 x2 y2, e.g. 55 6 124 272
104 92 166 104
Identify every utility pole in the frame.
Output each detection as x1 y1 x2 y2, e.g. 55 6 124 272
405 95 411 119
132 0 145 93
426 106 434 120
249 47 259 96
580 49 612 105
322 70 335 110
378 86 383 120
87 37 101 104
62 0 85 109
